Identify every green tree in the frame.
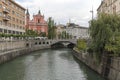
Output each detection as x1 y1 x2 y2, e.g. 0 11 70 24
89 13 120 56
25 30 38 37
40 32 46 37
61 31 66 39
105 32 120 56
48 17 56 39
66 33 70 39
77 39 87 51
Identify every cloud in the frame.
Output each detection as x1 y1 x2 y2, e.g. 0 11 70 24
16 0 101 27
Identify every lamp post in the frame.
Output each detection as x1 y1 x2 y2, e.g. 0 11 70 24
90 0 94 20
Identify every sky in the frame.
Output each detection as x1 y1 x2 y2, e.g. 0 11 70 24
16 0 101 27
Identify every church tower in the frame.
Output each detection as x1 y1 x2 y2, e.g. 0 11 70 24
25 9 30 29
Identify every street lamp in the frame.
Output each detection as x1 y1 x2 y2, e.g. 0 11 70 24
90 10 93 20
90 0 94 20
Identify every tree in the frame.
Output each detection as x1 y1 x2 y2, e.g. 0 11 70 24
105 31 120 56
40 32 46 37
25 30 38 37
47 17 56 39
89 13 120 56
77 39 87 51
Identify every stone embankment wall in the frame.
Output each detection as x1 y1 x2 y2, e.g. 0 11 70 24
73 48 120 80
0 40 26 51
108 57 120 80
0 40 51 64
73 49 102 74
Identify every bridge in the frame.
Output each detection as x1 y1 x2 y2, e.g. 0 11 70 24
26 39 77 48
50 39 77 45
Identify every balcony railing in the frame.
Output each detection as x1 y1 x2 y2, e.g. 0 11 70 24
3 8 9 13
3 16 10 21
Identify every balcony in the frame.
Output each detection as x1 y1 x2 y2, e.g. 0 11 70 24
3 16 10 21
2 0 8 5
3 8 9 14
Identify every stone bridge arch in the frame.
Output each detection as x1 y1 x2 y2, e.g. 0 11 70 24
50 39 77 45
28 39 77 48
50 39 77 48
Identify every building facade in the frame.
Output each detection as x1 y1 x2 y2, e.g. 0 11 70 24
64 23 89 39
97 0 120 15
56 24 65 39
56 23 89 39
0 0 25 34
25 10 48 35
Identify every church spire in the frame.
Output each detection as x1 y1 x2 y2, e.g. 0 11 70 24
26 9 30 15
38 10 41 15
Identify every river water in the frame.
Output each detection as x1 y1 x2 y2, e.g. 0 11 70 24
0 48 105 80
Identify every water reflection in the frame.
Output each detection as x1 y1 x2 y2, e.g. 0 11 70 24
74 56 105 80
0 48 105 80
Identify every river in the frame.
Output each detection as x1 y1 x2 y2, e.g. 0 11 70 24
0 48 105 80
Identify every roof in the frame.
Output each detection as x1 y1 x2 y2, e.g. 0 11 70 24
97 1 104 11
10 0 26 10
79 26 89 29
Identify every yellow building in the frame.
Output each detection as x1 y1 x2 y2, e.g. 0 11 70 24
0 0 25 34
97 0 120 15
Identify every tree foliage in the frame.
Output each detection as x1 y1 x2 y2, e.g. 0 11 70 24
47 17 56 39
58 31 72 39
105 32 120 55
25 30 38 37
89 13 120 56
77 39 87 51
40 32 46 37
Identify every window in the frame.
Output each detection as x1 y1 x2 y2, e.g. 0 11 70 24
12 11 15 15
20 20 22 24
16 13 18 16
0 12 2 16
8 30 11 33
16 19 18 23
13 31 15 34
8 16 11 20
0 4 2 8
38 19 40 23
0 28 2 32
0 21 2 25
13 24 15 27
12 4 14 7
16 12 17 16
8 1 11 5
4 29 7 33
12 17 15 21
23 21 25 24
8 8 11 12
16 25 18 28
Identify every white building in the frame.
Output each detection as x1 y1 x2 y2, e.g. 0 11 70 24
56 24 65 39
64 23 89 39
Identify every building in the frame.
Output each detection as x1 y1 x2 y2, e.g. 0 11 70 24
25 9 48 35
64 23 89 39
56 24 65 39
56 23 89 39
97 0 120 15
0 0 25 34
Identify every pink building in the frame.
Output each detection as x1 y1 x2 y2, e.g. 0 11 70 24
25 9 48 35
